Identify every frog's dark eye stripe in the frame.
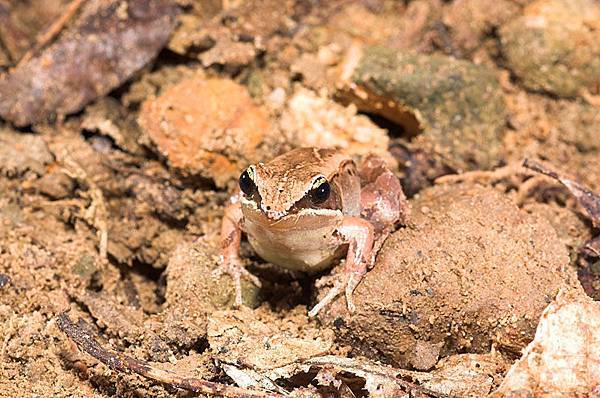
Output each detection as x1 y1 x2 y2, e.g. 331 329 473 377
239 166 257 196
309 176 330 204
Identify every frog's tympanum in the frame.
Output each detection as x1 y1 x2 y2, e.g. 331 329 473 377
218 148 410 316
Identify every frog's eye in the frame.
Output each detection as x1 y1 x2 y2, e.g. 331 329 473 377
308 176 330 204
239 167 257 196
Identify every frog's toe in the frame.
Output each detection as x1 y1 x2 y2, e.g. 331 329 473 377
308 277 345 317
213 257 262 306
239 266 262 288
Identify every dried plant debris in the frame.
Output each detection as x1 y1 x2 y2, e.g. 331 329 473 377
61 310 502 397
57 312 287 398
524 159 600 257
0 0 178 126
491 289 600 397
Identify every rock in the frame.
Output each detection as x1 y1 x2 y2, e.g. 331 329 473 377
318 183 575 367
499 0 600 98
279 87 393 164
340 45 507 171
491 289 600 397
443 0 520 55
162 238 261 342
138 76 273 187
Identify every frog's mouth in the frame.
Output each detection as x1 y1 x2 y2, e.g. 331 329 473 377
241 195 342 226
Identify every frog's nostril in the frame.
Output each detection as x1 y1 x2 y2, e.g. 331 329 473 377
266 205 271 210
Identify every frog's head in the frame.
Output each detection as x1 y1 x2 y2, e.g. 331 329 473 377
238 148 351 220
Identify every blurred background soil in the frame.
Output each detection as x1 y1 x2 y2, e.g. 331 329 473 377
0 0 598 397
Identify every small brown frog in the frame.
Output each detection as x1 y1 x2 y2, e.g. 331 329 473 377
217 148 410 316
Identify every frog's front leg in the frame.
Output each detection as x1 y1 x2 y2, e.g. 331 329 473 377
215 192 262 306
308 217 374 317
359 154 410 252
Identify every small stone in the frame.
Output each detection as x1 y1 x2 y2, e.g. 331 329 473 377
138 76 272 187
266 87 286 109
409 340 442 370
499 0 600 98
0 273 11 288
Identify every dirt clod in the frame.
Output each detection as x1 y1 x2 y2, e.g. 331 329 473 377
0 129 53 176
162 238 262 344
319 183 574 367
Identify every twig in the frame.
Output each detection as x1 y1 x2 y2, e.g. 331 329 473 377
523 159 600 257
434 163 532 185
523 159 600 227
16 0 86 67
57 312 288 398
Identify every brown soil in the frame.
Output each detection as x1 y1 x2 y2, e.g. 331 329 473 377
0 0 598 397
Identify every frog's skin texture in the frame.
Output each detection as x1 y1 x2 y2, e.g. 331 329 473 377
217 147 410 316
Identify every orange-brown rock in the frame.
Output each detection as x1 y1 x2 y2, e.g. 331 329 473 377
139 76 271 187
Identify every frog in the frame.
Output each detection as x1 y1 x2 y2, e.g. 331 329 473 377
217 147 410 316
